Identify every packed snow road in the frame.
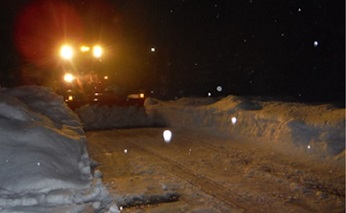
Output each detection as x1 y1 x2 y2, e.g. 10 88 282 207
86 128 344 213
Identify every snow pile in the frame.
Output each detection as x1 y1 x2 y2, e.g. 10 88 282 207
144 96 345 158
76 104 153 130
5 86 342 211
0 86 118 212
75 95 344 157
74 94 344 158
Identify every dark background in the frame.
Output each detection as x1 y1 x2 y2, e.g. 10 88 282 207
0 0 344 102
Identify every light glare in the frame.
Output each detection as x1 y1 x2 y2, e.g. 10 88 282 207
64 73 75 83
231 117 237 124
93 45 103 58
163 130 172 143
60 45 73 59
81 46 90 52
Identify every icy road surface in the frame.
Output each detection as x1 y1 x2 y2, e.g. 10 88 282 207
86 128 344 213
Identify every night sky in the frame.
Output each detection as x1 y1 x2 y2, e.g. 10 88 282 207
0 0 344 102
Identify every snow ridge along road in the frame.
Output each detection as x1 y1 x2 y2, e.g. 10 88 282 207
86 128 345 213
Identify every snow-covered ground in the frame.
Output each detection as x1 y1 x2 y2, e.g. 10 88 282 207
81 95 345 212
143 96 345 159
0 86 344 212
78 94 345 159
0 86 118 212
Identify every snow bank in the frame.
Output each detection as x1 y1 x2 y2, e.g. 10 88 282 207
0 86 118 212
76 105 153 130
75 95 344 157
8 86 341 211
144 96 345 158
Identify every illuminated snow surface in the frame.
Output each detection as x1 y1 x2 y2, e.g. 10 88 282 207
78 95 344 159
0 86 344 212
143 96 345 158
77 96 345 212
0 86 119 212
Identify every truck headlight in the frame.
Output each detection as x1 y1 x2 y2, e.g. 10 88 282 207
64 73 75 83
93 45 103 58
60 45 74 60
80 46 90 52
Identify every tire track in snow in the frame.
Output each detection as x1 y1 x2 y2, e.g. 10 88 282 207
121 136 247 212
